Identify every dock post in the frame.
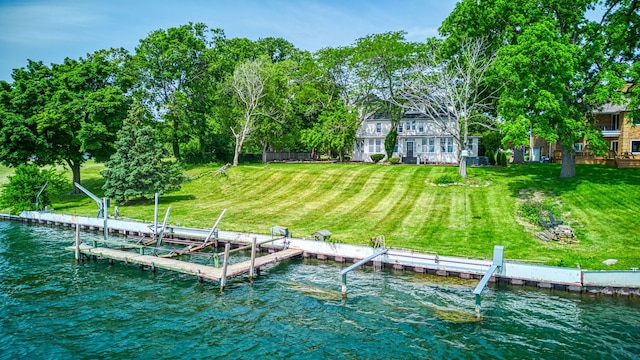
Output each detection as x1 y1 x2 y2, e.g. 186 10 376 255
75 222 80 262
249 237 257 280
220 243 230 291
154 193 159 238
103 197 109 240
341 273 347 298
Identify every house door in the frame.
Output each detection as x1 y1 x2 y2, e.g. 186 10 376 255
406 141 414 158
610 140 619 156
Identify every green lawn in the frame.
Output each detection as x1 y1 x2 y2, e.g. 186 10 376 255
2 162 639 270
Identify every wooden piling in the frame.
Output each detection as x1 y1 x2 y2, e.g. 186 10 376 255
74 222 80 262
249 237 257 280
220 243 230 291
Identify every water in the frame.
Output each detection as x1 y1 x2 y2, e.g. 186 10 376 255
1 221 639 359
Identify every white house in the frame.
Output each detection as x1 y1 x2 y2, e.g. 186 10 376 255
352 111 481 164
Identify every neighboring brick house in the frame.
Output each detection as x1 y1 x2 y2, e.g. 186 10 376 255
352 111 481 164
529 103 640 168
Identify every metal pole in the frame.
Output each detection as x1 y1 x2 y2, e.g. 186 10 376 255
35 181 48 210
154 193 159 238
220 243 230 291
249 237 257 280
203 209 227 244
75 222 80 262
103 197 108 240
156 207 171 248
341 274 347 298
74 182 102 216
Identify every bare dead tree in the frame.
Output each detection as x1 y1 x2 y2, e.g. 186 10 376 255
228 57 270 166
398 38 500 177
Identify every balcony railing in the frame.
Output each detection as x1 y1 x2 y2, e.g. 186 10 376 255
598 125 620 137
601 129 621 137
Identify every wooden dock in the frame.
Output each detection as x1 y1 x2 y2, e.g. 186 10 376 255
68 244 303 282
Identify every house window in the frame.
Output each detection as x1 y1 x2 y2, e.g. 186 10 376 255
406 121 411 131
612 114 620 130
411 121 416 131
574 143 584 151
398 122 403 133
376 122 382 133
632 140 640 153
441 138 453 153
428 138 435 153
610 140 618 153
375 139 381 153
418 122 424 132
368 139 374 153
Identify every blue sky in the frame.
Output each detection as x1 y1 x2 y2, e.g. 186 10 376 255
0 0 457 82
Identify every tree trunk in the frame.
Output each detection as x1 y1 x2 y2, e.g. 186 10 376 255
560 145 576 178
261 140 268 164
233 144 240 166
233 135 242 166
172 140 181 161
512 147 525 164
70 161 81 193
459 156 467 178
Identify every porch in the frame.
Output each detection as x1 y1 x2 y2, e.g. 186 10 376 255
557 150 640 168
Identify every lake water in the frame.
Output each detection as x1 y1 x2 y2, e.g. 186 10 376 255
1 221 639 359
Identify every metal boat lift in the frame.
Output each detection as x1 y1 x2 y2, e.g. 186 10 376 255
473 245 504 319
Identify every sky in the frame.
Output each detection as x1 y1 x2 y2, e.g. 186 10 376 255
0 0 457 82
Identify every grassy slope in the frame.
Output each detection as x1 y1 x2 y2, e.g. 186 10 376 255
2 162 639 270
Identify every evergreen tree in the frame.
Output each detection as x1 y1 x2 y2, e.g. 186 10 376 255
101 104 186 203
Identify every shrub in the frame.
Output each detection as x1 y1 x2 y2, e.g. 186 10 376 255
0 164 68 214
370 154 385 163
498 151 508 166
388 157 400 164
517 201 541 225
434 173 462 185
486 150 495 165
385 128 397 159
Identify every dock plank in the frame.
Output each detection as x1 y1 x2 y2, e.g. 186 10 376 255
69 244 302 282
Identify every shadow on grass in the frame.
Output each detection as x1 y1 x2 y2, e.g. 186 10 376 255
476 163 640 198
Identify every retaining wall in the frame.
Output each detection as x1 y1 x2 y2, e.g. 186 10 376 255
2 211 639 295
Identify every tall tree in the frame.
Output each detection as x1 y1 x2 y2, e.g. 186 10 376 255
252 59 298 163
226 56 271 166
399 38 498 177
351 32 425 153
133 23 221 160
441 0 640 178
0 49 130 187
101 103 185 203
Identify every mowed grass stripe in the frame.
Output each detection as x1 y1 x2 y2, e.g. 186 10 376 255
38 161 640 269
284 165 373 224
370 166 425 246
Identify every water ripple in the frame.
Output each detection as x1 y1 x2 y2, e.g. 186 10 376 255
1 222 639 359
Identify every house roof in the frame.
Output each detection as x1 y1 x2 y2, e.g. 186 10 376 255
595 102 628 114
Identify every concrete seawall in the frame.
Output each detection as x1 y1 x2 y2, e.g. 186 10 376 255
2 211 639 296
